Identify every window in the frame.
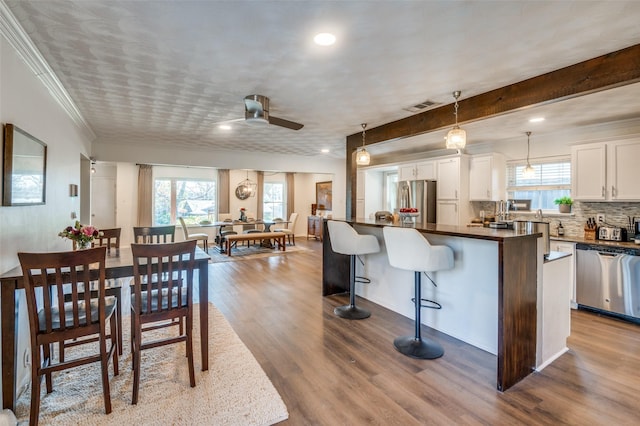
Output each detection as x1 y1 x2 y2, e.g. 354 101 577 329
506 157 571 211
154 178 216 225
263 182 285 221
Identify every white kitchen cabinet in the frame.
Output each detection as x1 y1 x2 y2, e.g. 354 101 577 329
436 155 470 226
437 157 460 200
469 154 506 201
537 253 572 370
572 140 640 201
398 160 436 181
437 201 459 226
550 240 576 308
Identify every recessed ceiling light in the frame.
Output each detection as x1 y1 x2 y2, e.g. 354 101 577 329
218 124 232 130
321 148 330 153
314 33 336 46
529 117 545 123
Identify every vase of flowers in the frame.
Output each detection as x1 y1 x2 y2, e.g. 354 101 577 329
58 221 102 250
239 207 247 222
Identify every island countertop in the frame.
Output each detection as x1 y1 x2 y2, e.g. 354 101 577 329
339 218 542 242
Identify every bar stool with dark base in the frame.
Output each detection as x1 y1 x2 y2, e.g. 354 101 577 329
327 220 380 319
383 226 454 359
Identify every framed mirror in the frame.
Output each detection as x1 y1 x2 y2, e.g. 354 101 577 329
3 124 47 206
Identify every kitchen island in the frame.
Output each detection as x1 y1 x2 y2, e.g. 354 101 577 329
322 218 541 391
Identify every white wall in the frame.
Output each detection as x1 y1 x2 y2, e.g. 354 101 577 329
0 37 94 396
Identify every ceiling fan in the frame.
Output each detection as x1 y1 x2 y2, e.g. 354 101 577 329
215 94 304 131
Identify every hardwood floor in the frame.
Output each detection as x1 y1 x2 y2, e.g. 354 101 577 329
207 240 640 425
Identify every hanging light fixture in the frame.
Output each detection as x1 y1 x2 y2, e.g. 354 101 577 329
90 157 96 174
522 131 536 178
445 91 466 150
235 170 257 200
355 123 370 166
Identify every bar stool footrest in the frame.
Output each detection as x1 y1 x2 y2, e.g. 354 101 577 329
394 336 444 359
411 298 442 310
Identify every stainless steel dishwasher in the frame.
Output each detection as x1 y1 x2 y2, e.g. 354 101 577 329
576 243 640 321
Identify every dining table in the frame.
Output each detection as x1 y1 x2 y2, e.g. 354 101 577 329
201 219 289 251
0 245 211 411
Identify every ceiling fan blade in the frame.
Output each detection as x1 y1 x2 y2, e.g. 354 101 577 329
268 116 304 130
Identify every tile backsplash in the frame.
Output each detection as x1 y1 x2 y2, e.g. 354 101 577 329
471 201 640 239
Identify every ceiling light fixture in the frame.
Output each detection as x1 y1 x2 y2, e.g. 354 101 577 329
321 148 329 153
235 170 257 200
90 157 96 174
445 91 466 150
529 117 545 123
314 33 336 46
218 124 232 130
356 123 370 166
522 131 536 178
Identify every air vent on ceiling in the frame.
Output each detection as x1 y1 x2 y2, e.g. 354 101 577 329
403 100 440 113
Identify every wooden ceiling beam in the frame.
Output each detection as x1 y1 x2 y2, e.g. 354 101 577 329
346 42 640 150
345 43 640 218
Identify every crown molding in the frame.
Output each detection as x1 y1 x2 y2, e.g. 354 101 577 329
0 1 96 141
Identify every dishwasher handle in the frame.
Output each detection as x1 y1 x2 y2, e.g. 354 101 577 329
597 252 620 257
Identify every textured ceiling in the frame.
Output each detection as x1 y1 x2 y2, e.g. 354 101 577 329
4 0 640 159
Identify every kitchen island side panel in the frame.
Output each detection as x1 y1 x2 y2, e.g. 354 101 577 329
497 237 538 391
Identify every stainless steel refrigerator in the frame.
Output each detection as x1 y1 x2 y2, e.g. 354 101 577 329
397 180 437 223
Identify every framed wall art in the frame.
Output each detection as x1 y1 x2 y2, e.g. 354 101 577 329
3 124 47 206
315 181 332 211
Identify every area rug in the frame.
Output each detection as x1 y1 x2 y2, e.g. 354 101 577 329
14 303 289 426
208 243 312 263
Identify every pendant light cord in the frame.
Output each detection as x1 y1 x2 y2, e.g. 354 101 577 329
526 131 532 163
361 123 367 147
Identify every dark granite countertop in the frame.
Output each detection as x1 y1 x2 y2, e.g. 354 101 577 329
341 218 541 242
551 235 640 250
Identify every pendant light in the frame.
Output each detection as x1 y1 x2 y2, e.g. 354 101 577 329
355 123 370 166
235 170 257 200
445 91 466 149
522 131 535 178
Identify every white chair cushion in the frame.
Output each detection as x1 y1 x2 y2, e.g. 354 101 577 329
327 220 380 256
383 226 454 272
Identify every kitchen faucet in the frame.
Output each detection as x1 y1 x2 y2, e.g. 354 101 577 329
535 209 543 220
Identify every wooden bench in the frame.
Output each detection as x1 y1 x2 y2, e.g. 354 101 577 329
224 232 287 256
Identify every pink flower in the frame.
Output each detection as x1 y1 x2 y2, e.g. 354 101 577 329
82 226 96 237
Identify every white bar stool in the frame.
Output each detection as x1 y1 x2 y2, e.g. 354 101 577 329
383 226 454 359
327 220 380 319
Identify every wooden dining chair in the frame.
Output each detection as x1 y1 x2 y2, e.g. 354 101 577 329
66 227 123 356
18 246 119 425
93 227 121 255
129 240 197 404
133 225 175 244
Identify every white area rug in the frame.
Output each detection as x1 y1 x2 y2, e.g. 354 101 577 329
15 304 288 425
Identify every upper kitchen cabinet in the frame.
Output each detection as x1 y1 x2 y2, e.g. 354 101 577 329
398 160 436 181
436 155 470 226
437 156 469 200
469 154 506 201
572 140 640 201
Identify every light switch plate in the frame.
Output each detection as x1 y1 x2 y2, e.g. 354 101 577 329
597 214 605 224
